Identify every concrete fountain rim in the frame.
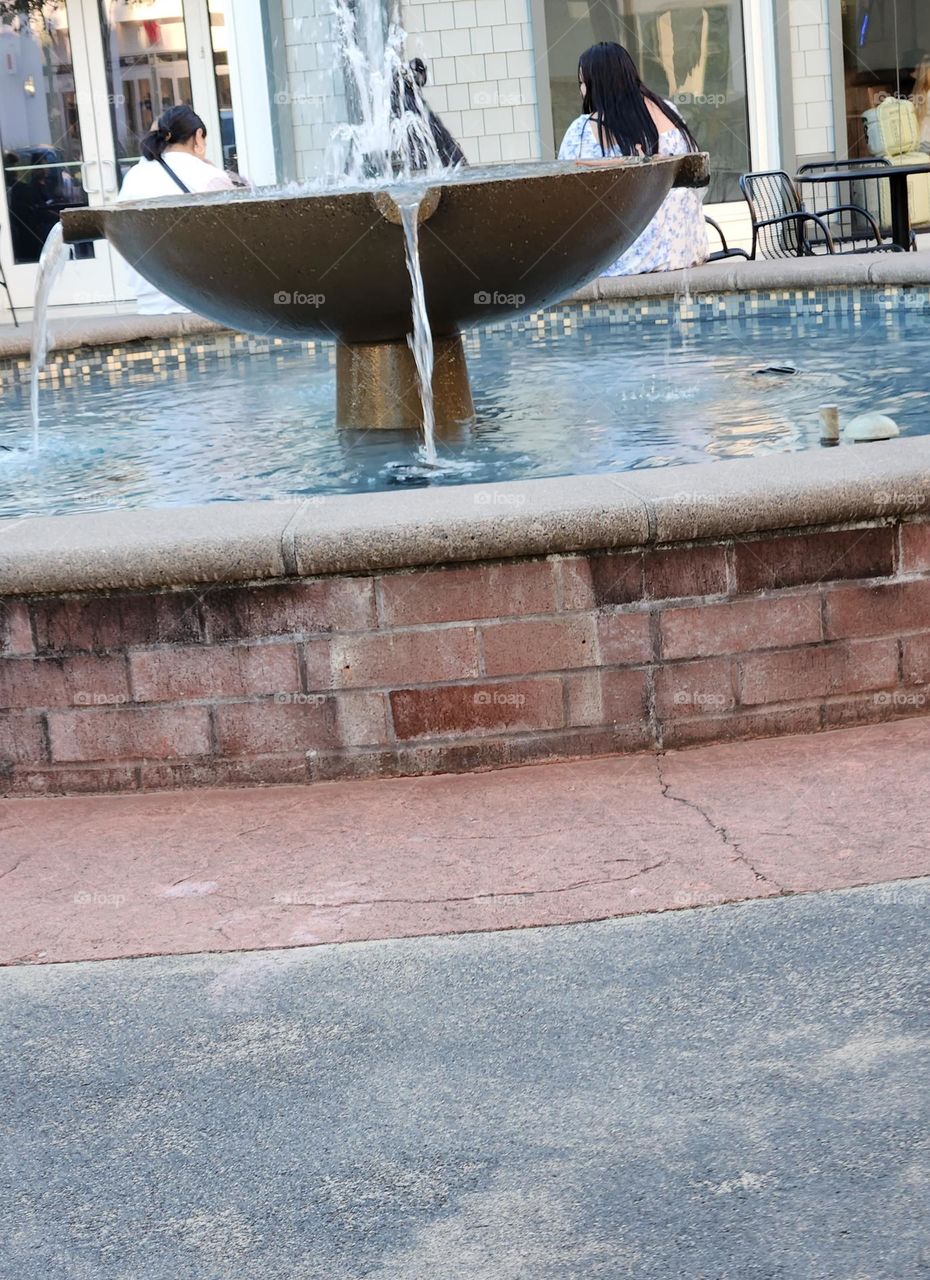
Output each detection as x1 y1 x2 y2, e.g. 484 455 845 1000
1 436 928 597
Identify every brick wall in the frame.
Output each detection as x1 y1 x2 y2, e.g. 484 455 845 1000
3 518 930 796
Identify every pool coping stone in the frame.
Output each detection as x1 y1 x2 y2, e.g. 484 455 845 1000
2 436 929 596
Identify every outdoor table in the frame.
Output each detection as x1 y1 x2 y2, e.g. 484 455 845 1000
797 161 930 251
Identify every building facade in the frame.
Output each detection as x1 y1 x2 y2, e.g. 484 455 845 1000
0 0 927 319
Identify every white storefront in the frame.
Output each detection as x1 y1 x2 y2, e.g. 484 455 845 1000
0 0 920 323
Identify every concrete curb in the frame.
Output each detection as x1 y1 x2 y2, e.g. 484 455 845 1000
2 437 929 595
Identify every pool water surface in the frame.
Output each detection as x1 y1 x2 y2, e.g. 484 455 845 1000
1 301 927 519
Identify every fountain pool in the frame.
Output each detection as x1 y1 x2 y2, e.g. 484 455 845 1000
3 292 930 520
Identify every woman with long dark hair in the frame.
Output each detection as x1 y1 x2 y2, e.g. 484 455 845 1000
117 106 241 314
558 42 707 275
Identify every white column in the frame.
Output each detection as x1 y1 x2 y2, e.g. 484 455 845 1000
224 0 279 185
744 0 782 170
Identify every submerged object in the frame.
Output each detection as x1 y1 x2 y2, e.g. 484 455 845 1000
844 412 901 443
753 365 797 376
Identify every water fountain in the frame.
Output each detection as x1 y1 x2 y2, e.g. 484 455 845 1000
56 3 708 446
15 6 929 800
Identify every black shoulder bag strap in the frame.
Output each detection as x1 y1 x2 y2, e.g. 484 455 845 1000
157 156 191 194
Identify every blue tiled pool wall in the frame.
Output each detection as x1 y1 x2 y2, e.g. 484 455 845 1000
4 284 930 392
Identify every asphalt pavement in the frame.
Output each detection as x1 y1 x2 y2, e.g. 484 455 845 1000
2 879 928 1279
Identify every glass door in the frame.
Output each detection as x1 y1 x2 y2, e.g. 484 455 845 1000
0 1 120 312
0 0 240 319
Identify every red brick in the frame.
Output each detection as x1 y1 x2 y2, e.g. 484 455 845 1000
565 669 649 728
307 726 648 783
378 560 557 626
588 551 644 606
824 579 930 640
390 678 564 740
0 712 46 766
644 544 728 600
661 705 822 750
482 616 598 676
823 689 930 729
335 691 390 747
12 764 140 796
739 639 898 706
215 690 387 754
902 634 930 685
734 527 894 593
203 579 375 641
302 639 334 691
130 643 299 703
214 698 338 756
596 611 653 666
899 522 930 573
556 557 596 610
48 706 211 762
139 756 309 791
0 654 129 711
33 591 202 653
1 602 33 656
660 594 822 660
655 658 736 719
331 627 479 689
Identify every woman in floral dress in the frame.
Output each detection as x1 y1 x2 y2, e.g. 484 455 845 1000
558 42 708 276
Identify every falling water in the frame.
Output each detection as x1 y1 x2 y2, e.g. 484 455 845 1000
397 194 437 464
326 0 456 455
327 0 449 186
29 222 69 452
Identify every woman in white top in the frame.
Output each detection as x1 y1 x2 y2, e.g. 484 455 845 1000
117 105 237 315
558 42 707 276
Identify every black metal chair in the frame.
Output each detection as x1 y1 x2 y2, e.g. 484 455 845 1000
705 215 750 261
796 157 915 251
739 169 902 259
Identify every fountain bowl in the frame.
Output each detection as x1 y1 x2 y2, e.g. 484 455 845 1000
61 154 708 427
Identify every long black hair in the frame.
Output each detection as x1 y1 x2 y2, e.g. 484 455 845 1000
140 105 207 162
393 59 466 168
578 42 698 157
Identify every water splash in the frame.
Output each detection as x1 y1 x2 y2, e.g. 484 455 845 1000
326 0 451 185
396 194 436 464
29 222 69 453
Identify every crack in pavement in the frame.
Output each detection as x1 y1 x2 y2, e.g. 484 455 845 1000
282 862 669 911
653 754 787 895
0 856 28 883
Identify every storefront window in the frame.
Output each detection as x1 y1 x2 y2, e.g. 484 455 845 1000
0 3 90 263
98 0 193 184
841 1 930 158
542 0 751 203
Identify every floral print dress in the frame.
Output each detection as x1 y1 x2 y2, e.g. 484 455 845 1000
558 110 707 276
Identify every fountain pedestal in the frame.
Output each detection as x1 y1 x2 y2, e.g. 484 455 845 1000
336 333 474 429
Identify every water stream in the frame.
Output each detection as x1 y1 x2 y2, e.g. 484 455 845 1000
29 222 69 452
397 195 437 464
